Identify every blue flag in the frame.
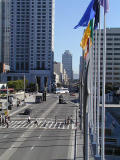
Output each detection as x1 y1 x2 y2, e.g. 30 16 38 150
74 0 95 29
93 0 100 30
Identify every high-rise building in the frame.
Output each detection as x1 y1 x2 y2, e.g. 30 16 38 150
54 61 68 85
0 0 10 79
93 28 120 87
7 0 55 91
62 50 73 81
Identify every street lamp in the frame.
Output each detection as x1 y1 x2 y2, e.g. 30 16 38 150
24 74 26 104
35 76 38 93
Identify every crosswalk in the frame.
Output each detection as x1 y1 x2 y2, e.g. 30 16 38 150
0 119 76 130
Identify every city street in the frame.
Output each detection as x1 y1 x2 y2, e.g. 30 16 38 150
0 93 79 160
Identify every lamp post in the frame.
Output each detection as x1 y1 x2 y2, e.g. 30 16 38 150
35 76 38 93
24 74 25 104
7 86 9 110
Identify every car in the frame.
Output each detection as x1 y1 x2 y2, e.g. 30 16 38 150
70 93 76 96
23 108 32 115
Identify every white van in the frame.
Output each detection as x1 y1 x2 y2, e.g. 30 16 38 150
55 88 69 94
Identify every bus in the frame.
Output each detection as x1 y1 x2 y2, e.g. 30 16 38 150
55 88 69 94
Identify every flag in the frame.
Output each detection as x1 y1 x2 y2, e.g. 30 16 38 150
90 19 94 41
84 38 92 58
74 0 95 28
93 0 100 29
84 39 89 58
80 23 91 50
100 0 109 13
80 20 93 50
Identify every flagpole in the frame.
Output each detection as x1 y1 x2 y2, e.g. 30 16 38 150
101 11 106 160
96 8 101 157
90 38 93 135
93 30 97 144
86 39 91 160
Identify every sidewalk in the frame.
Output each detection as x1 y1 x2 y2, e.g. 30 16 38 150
76 116 95 160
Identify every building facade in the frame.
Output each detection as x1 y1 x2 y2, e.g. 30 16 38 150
93 28 120 87
54 61 68 85
6 0 55 91
0 0 10 80
62 50 73 81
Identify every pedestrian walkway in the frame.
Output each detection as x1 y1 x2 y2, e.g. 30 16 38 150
0 119 76 130
75 114 95 160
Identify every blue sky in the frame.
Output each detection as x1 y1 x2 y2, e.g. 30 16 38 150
54 0 120 74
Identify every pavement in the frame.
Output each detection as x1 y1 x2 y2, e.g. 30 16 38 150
0 93 79 160
76 113 95 160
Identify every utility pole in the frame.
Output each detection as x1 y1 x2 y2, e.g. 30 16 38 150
35 76 38 93
7 86 9 109
24 74 25 104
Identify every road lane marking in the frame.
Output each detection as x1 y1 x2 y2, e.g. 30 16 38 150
3 134 8 138
9 145 15 150
38 135 42 139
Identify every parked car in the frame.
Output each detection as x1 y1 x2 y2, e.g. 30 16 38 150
59 95 66 104
24 109 32 115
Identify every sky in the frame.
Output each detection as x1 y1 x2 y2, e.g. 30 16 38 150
54 0 120 74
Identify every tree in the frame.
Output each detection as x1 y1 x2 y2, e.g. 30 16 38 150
7 79 28 91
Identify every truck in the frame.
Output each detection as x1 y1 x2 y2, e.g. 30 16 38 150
35 93 43 103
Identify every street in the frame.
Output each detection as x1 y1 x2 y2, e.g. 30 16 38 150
0 93 78 160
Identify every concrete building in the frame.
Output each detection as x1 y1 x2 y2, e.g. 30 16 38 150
54 72 60 85
5 0 55 92
93 28 120 88
62 50 73 81
63 69 69 85
0 0 10 81
5 0 55 91
54 62 68 85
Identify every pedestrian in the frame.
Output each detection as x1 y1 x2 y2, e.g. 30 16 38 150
28 116 31 124
67 116 70 125
17 98 19 107
64 118 66 125
8 116 11 122
6 118 9 128
34 118 38 127
2 116 5 126
70 115 73 124
0 115 1 126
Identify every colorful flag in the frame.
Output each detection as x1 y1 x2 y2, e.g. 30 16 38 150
84 38 89 58
80 20 93 50
74 0 95 28
80 23 91 50
90 19 94 41
84 38 92 58
100 0 109 13
93 0 100 29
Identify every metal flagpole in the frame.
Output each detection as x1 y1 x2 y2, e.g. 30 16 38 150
93 30 97 143
101 9 106 160
86 38 92 160
90 39 93 135
96 7 101 157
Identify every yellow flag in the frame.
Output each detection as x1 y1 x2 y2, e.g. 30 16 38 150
80 23 91 50
84 38 92 59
